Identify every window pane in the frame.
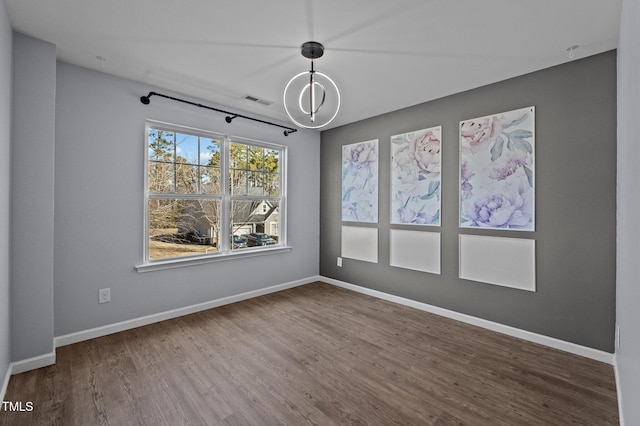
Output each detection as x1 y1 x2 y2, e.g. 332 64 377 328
176 164 199 193
148 199 220 260
175 133 199 164
148 129 174 162
248 171 264 196
200 166 220 194
231 200 279 248
230 170 247 195
201 138 221 166
248 146 264 171
229 143 247 169
148 161 175 193
265 148 279 174
145 122 285 262
264 172 280 196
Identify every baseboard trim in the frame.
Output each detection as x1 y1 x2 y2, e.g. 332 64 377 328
10 351 56 375
55 276 316 348
1 363 11 402
613 355 626 426
16 275 612 378
2 352 57 396
320 276 614 365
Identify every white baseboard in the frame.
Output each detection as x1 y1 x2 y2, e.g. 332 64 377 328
320 276 615 365
613 356 626 426
55 276 316 348
1 352 56 400
14 275 612 379
1 363 10 402
10 351 56 375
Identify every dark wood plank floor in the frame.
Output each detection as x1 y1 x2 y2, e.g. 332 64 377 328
1 282 618 425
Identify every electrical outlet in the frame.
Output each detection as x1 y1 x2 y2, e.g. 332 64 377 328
337 257 342 267
98 288 111 304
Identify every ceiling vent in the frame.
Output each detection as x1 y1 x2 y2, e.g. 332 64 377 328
241 94 273 106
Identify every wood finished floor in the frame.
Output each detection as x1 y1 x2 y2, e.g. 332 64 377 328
1 282 618 425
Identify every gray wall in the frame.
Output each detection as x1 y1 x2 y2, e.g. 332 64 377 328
10 34 56 362
617 0 640 422
53 62 320 336
0 0 12 388
320 51 617 353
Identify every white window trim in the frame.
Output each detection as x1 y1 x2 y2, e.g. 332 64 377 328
137 120 288 272
135 246 292 273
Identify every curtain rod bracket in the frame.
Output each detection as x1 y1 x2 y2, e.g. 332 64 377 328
139 91 297 136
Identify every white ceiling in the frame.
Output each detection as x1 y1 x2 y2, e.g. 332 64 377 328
5 0 622 130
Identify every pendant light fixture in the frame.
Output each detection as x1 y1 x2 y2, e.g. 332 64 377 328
283 41 341 129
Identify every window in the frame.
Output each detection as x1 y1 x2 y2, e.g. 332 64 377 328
144 121 285 263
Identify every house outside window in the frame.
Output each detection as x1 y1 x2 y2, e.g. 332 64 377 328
145 121 285 262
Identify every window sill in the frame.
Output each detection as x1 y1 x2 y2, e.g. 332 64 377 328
135 246 292 273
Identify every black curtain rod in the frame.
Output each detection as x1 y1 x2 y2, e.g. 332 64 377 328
139 91 298 136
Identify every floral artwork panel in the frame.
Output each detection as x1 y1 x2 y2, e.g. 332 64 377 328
342 140 379 223
460 106 535 231
391 126 442 226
